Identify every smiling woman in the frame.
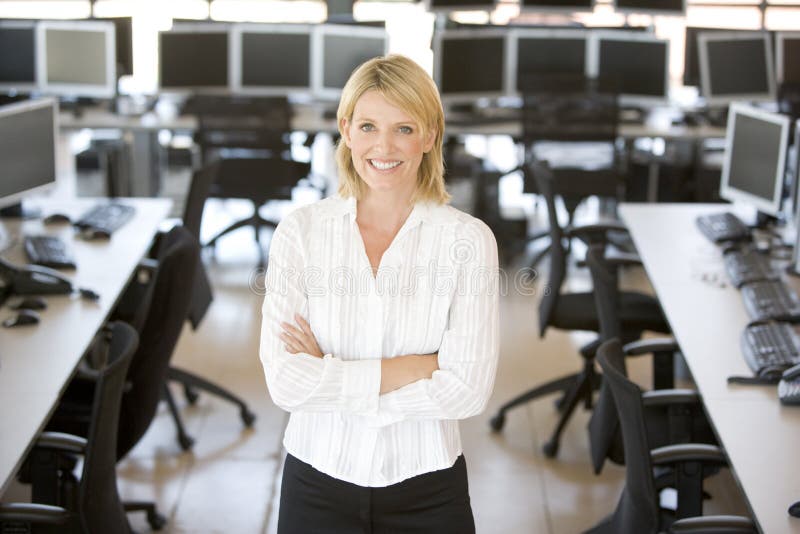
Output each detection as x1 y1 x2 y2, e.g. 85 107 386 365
259 54 500 534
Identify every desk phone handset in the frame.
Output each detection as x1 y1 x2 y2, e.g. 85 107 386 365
778 363 800 406
0 257 72 295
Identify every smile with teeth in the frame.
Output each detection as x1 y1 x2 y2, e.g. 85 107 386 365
369 159 402 171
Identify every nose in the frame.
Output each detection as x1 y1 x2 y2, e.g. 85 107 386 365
375 130 395 153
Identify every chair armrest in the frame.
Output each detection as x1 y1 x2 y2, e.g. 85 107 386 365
565 222 629 244
135 257 159 276
651 443 727 467
669 515 757 533
642 389 701 408
0 503 70 524
624 337 679 356
35 432 88 455
603 250 642 267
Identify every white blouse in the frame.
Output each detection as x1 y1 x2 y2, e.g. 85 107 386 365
259 195 499 487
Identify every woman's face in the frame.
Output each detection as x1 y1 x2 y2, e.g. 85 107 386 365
341 90 435 198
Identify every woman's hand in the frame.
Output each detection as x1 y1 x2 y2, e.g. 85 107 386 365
280 313 323 358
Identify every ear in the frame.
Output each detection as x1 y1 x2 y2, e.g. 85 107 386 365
423 128 436 153
340 117 352 148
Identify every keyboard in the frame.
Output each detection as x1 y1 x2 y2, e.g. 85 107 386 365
723 248 777 288
24 235 76 269
741 322 800 377
741 280 800 322
695 212 750 244
779 376 800 405
73 203 136 234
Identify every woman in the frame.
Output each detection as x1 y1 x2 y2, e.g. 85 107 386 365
260 54 499 533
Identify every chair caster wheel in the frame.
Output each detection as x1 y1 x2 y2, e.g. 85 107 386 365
178 433 195 451
184 385 199 405
489 413 505 432
241 408 256 427
542 440 559 458
147 510 167 530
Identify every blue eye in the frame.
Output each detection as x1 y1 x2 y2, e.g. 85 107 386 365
398 126 413 134
360 123 375 132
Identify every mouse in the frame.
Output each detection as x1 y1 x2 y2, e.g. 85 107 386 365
43 213 71 225
2 309 40 328
11 296 47 311
790 501 800 518
80 227 111 240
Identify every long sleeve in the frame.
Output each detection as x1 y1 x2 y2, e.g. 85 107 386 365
259 213 382 414
375 220 500 424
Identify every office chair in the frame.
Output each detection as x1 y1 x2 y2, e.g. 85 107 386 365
0 322 138 534
184 95 311 264
45 226 203 530
517 74 626 269
585 339 756 534
489 161 669 458
584 244 716 476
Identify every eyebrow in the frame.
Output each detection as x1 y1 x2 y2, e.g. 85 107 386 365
353 116 416 126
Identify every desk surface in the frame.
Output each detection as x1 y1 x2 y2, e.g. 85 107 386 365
0 198 172 495
620 203 800 534
58 106 727 141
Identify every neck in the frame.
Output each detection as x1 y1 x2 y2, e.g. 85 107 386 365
357 189 415 232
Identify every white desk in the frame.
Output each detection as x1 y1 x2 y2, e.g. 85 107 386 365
0 197 172 495
620 203 800 534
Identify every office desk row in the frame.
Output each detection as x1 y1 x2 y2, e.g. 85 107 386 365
620 203 800 534
58 105 727 198
0 198 172 495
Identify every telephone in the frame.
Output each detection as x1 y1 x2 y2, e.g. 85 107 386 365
0 257 73 296
778 363 800 406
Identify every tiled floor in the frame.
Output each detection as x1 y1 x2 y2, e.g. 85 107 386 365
2 163 749 533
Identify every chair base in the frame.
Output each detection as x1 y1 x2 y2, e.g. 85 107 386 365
204 202 278 265
125 501 167 531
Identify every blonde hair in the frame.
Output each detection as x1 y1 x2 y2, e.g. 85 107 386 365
335 54 449 204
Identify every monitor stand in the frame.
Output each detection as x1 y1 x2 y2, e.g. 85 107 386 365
0 201 41 220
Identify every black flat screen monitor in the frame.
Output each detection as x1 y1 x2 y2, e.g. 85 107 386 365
106 16 133 77
0 98 57 212
684 27 775 88
698 32 775 104
159 25 230 92
520 0 595 10
233 24 312 95
513 29 588 93
314 24 386 99
433 29 507 102
593 32 669 105
0 21 37 93
613 0 685 15
37 20 116 99
720 103 789 217
777 32 800 86
426 0 497 11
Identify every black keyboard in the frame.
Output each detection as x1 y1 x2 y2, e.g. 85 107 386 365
741 322 800 377
723 248 777 288
695 212 750 244
741 280 800 322
24 235 76 269
74 203 135 234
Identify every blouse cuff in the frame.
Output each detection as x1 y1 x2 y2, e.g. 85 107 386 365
338 356 382 415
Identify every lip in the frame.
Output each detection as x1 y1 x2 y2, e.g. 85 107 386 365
368 159 403 172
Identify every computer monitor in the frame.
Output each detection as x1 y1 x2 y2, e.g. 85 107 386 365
312 24 387 100
519 0 595 12
425 0 497 12
36 20 116 99
698 32 775 105
777 32 800 86
105 16 133 78
613 0 685 15
0 98 57 216
433 29 509 103
719 103 789 218
231 24 312 96
159 24 231 93
510 28 588 93
591 31 670 106
0 20 37 94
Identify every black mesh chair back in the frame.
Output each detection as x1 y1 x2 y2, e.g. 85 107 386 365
182 160 219 241
589 339 660 534
586 244 622 341
80 321 138 534
533 160 568 337
116 226 200 459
